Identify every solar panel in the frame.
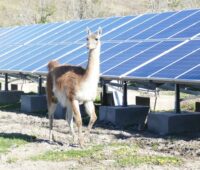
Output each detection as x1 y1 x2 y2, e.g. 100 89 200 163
112 11 175 40
102 13 156 41
0 9 199 85
150 47 200 78
126 40 200 77
178 65 200 80
151 10 200 39
172 21 200 38
102 41 180 76
134 9 199 40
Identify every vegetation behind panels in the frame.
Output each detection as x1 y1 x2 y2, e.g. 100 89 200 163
0 0 200 27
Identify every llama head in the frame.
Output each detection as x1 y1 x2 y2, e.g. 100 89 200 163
86 27 102 50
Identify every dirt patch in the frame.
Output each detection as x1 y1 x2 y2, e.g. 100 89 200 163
0 111 200 170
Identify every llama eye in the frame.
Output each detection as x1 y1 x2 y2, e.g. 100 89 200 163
95 38 98 41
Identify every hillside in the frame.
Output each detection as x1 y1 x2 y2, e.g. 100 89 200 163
0 0 200 27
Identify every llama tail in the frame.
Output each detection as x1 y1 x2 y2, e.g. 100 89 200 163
47 60 60 72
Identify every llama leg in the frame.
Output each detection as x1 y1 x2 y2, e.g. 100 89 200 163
71 100 84 147
84 101 97 135
48 103 57 142
65 102 76 143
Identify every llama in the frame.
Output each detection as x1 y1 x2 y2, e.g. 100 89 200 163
46 27 102 147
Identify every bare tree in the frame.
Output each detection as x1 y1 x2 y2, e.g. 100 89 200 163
36 0 56 23
147 0 162 12
167 0 181 11
78 0 88 19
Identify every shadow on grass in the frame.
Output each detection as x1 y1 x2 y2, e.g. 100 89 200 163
0 133 37 142
0 132 64 146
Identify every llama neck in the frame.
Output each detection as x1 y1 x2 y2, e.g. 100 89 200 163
85 46 100 82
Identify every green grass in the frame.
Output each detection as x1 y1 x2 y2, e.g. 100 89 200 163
0 137 28 154
117 155 181 167
31 142 182 167
31 145 104 161
0 102 20 111
6 157 18 164
181 101 195 112
111 143 180 166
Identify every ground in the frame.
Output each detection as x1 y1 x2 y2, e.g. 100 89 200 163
0 110 200 170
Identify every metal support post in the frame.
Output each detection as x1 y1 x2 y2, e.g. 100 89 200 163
38 76 42 95
5 73 8 91
123 81 128 107
102 80 107 105
175 84 181 113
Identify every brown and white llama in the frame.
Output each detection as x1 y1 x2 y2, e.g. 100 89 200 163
46 27 102 147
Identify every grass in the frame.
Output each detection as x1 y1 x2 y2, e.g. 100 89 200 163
117 155 181 167
31 142 182 167
6 157 18 164
31 145 104 161
181 101 195 112
0 102 20 111
0 136 28 154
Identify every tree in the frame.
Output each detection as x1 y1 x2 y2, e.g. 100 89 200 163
37 0 56 23
167 0 181 11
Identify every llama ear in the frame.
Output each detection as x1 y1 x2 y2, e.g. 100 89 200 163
97 27 102 36
86 27 91 35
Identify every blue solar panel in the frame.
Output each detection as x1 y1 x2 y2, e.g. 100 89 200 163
54 19 104 43
0 45 32 66
13 44 81 71
127 40 200 77
62 42 115 65
33 21 88 44
113 11 175 40
0 26 29 44
102 13 156 41
172 21 200 38
0 23 62 46
23 44 85 72
132 9 199 40
178 65 200 80
0 27 13 36
69 17 119 42
152 10 200 39
103 41 180 76
0 45 20 56
0 45 60 70
150 48 200 78
102 16 134 35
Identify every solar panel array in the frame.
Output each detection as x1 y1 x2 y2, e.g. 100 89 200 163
0 9 200 84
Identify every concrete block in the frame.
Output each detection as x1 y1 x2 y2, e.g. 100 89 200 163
0 91 24 104
99 105 149 128
148 112 200 135
21 95 47 112
20 95 66 119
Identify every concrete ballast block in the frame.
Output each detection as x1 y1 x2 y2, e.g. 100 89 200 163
148 112 200 135
99 105 149 127
20 95 66 119
0 91 24 104
21 95 47 112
